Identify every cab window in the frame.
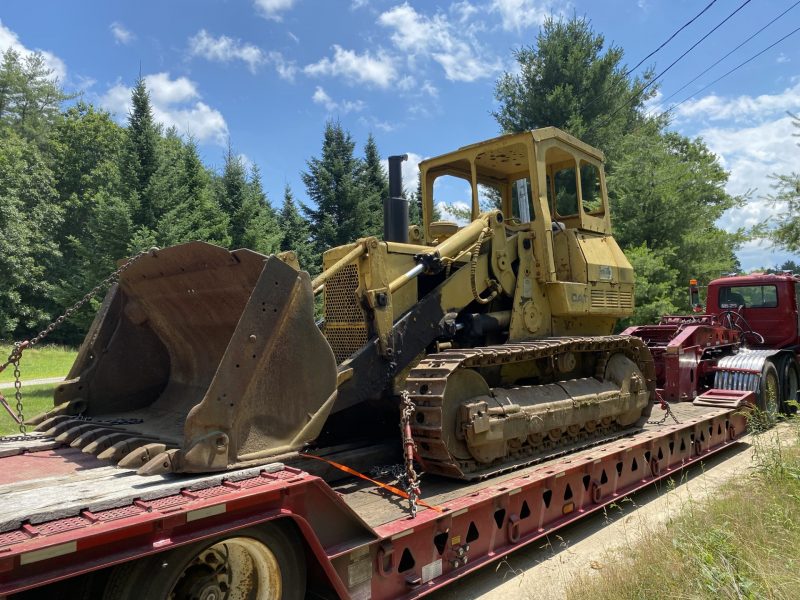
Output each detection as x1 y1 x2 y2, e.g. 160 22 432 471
719 285 778 309
553 164 578 217
580 161 603 214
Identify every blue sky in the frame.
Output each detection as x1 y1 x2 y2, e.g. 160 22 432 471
2 0 799 271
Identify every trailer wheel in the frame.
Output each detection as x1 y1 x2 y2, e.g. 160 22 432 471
102 523 306 600
780 355 799 414
757 360 781 416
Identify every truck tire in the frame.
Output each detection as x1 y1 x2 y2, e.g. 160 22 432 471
757 360 781 416
101 522 306 600
779 355 799 414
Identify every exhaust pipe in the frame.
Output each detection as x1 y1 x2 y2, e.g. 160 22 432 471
384 154 409 243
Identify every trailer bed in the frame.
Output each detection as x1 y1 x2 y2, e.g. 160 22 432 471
0 401 748 598
337 402 730 528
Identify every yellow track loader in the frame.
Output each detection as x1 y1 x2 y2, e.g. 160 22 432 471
31 127 654 478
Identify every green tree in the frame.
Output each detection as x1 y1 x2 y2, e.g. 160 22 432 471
609 128 742 300
764 115 800 253
239 165 282 254
0 49 68 146
123 76 160 229
359 133 388 237
279 184 314 272
302 121 368 261
157 138 231 248
0 130 62 338
493 16 654 151
619 244 679 328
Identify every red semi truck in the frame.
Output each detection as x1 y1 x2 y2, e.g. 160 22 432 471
624 272 800 414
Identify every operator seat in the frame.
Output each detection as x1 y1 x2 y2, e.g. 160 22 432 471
720 289 745 309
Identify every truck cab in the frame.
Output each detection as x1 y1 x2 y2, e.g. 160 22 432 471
706 273 800 350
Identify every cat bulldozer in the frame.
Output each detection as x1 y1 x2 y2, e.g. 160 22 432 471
31 127 654 479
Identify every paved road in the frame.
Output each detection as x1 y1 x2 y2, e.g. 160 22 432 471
0 377 64 390
429 426 779 600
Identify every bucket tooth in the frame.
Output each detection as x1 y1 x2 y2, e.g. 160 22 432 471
117 443 168 470
29 398 87 429
82 432 132 455
97 437 154 462
55 423 95 443
70 427 118 449
34 415 73 433
48 419 87 439
137 449 180 476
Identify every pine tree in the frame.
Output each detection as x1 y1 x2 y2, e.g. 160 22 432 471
302 121 367 262
217 146 249 247
157 138 231 248
359 133 388 238
279 184 314 272
240 165 282 254
123 76 160 229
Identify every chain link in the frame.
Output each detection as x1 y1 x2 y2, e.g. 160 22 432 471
647 391 681 425
400 390 422 517
0 248 157 435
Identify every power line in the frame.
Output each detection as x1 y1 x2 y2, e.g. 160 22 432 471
589 0 754 135
669 24 800 114
618 23 800 192
627 0 719 75
661 0 800 106
581 0 719 116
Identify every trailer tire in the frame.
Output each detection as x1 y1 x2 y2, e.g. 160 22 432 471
101 522 306 600
779 355 799 414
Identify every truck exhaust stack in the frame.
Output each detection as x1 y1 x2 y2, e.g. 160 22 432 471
30 242 338 474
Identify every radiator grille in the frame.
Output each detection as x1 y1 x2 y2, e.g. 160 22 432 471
322 263 368 363
590 288 634 311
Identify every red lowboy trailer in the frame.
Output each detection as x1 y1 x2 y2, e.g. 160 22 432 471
0 403 747 599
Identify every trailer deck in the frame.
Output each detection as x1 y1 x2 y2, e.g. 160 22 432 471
0 402 748 598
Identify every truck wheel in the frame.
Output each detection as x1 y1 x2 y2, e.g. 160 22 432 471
757 360 781 416
102 522 306 600
780 355 799 414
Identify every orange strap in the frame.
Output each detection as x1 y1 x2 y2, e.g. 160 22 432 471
299 453 443 513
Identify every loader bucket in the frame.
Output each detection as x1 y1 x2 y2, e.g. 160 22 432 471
35 242 338 474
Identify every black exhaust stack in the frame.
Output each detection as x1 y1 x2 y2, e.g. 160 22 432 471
384 154 409 243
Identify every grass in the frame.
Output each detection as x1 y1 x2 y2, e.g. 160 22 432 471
0 343 77 384
565 417 800 600
0 383 59 435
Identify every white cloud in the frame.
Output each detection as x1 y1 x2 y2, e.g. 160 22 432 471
305 45 397 88
253 0 296 21
670 84 800 268
377 3 501 82
0 19 66 81
188 31 297 80
696 115 800 269
351 0 370 8
100 72 229 145
451 1 479 23
188 30 265 73
489 0 553 33
110 22 135 45
288 31 300 44
311 86 365 114
379 152 424 192
267 51 297 81
675 81 800 123
777 53 790 64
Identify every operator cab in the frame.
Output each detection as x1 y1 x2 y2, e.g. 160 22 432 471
418 127 612 241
